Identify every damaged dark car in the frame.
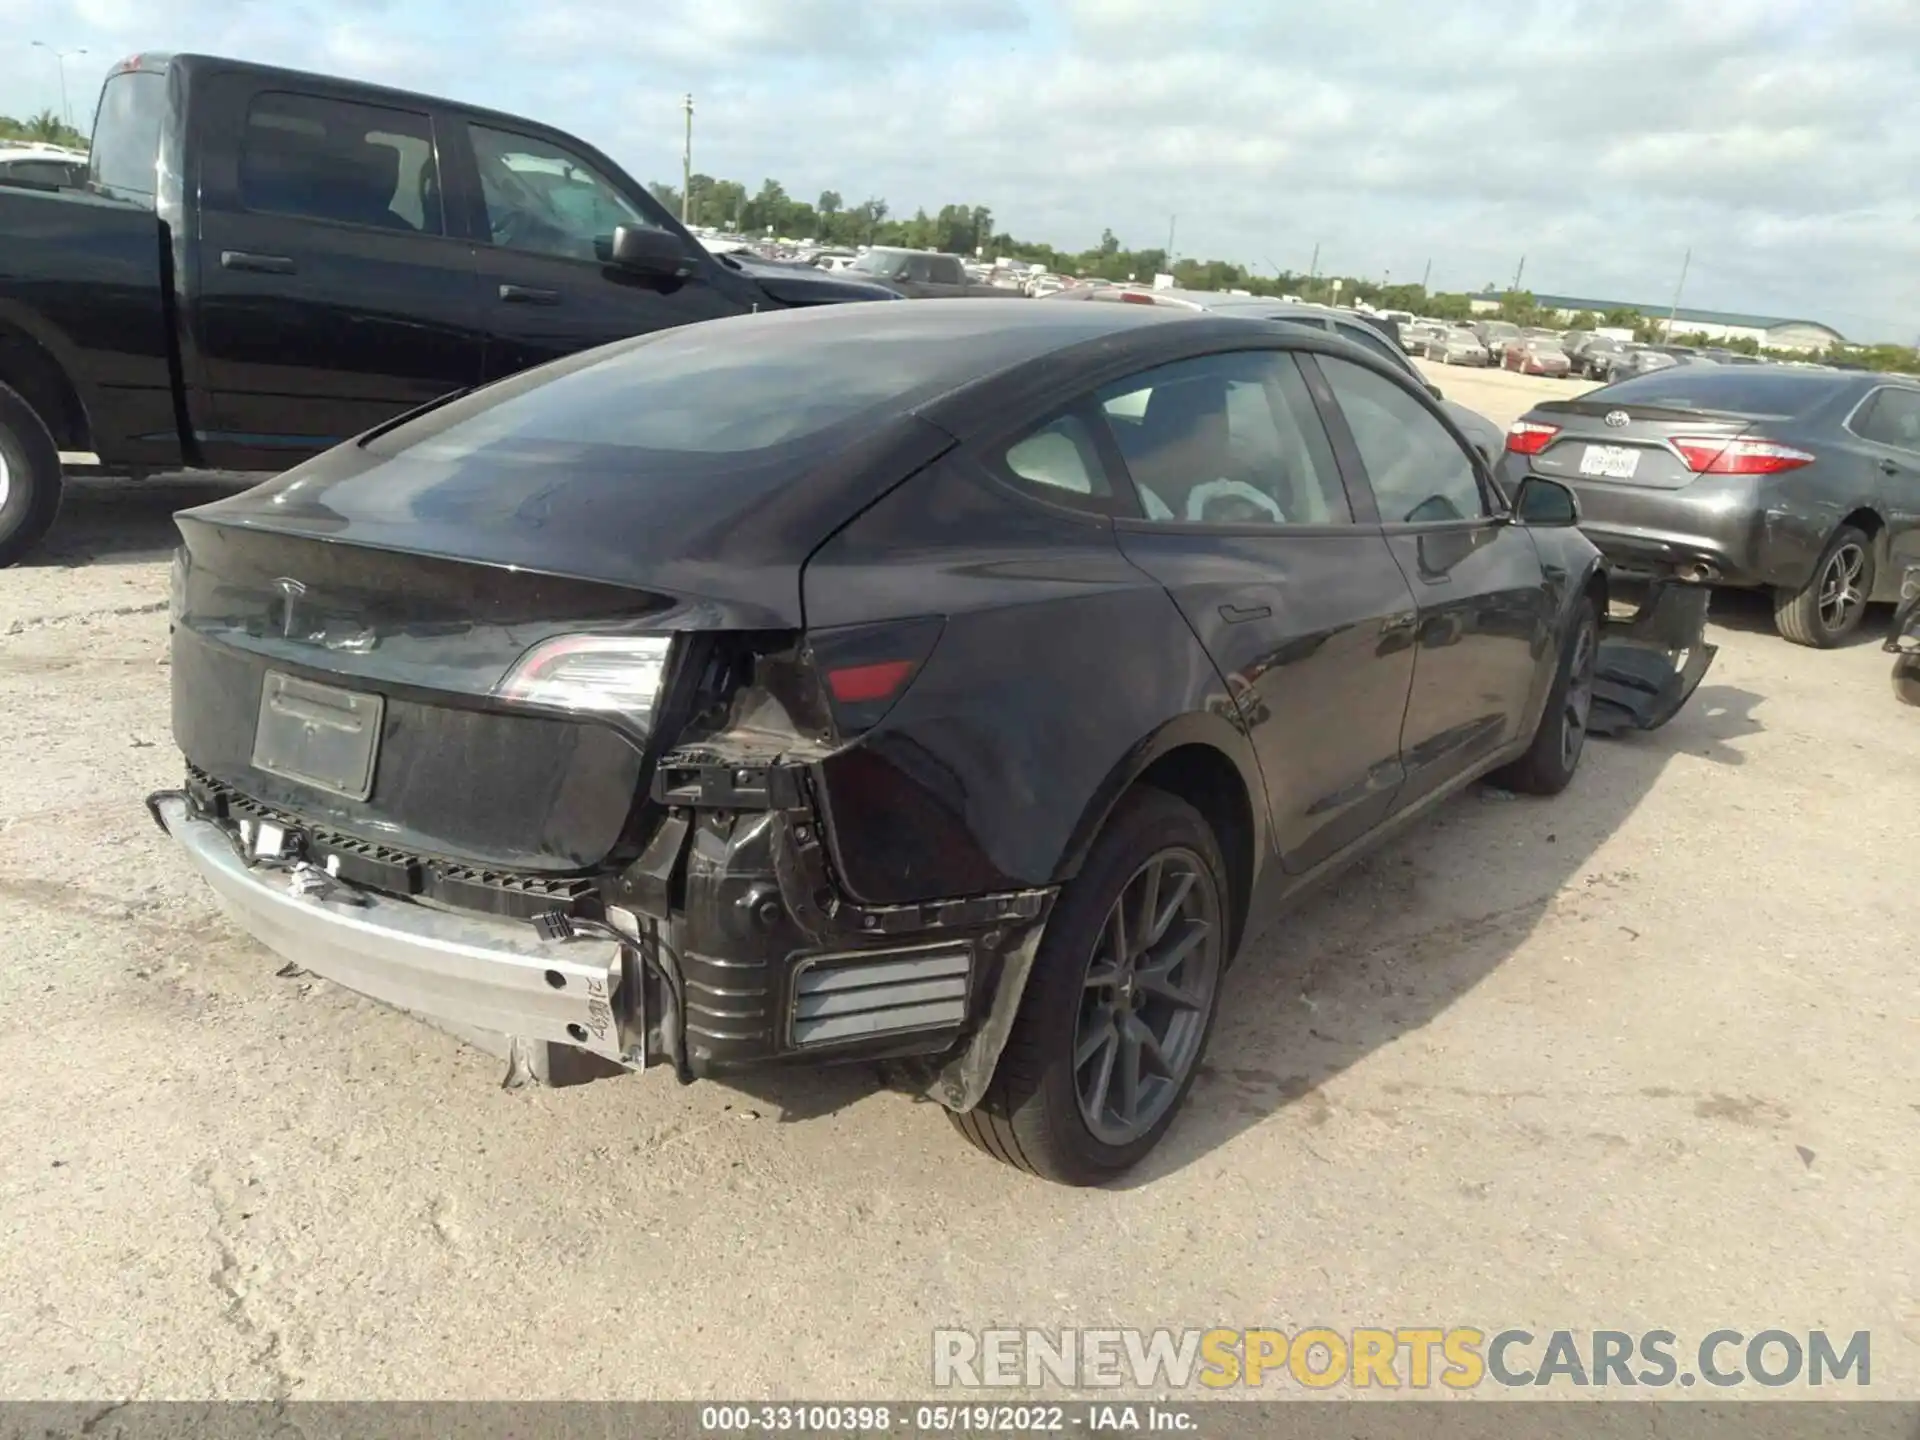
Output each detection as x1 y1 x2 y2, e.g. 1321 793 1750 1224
151 301 1713 1184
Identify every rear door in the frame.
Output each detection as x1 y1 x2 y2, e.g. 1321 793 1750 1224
1844 386 1920 590
1099 348 1420 873
445 118 747 381
192 74 486 468
1311 353 1551 807
917 254 971 299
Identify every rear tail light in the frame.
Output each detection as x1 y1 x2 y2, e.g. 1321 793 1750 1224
1670 437 1816 476
1119 291 1159 305
495 634 674 728
805 617 944 736
1505 421 1561 456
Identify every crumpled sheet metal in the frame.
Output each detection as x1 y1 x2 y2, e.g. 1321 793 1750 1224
1590 581 1718 738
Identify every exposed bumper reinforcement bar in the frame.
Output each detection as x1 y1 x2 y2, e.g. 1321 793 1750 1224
152 794 638 1067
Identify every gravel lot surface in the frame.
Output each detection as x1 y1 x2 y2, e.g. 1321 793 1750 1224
1 365 1914 1401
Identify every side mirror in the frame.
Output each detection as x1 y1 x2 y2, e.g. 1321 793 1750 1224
609 225 691 275
1514 475 1581 527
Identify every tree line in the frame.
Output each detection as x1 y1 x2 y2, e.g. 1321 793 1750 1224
0 110 88 150
646 173 1920 374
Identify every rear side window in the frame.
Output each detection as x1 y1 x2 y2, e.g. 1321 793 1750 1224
90 69 167 201
1854 388 1920 452
998 412 1115 507
239 92 442 235
1098 351 1352 526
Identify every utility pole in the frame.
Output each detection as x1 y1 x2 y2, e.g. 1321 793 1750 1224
680 94 694 226
1510 254 1526 294
1420 257 1432 292
1166 214 1176 264
1307 241 1320 287
31 42 86 130
1664 247 1692 340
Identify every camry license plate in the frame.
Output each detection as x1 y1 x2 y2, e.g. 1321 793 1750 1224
251 671 383 800
1579 444 1640 479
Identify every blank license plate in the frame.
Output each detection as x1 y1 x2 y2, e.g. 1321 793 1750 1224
251 671 383 801
1579 444 1640 479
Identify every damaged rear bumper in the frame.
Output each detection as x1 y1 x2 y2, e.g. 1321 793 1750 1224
151 771 1058 1108
1590 578 1718 737
151 794 639 1074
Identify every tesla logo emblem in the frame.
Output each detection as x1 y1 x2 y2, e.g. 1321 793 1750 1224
1604 410 1630 428
271 577 307 638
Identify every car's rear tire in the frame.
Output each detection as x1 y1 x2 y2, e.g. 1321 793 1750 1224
0 383 63 568
1774 525 1874 648
1492 596 1598 797
950 787 1228 1185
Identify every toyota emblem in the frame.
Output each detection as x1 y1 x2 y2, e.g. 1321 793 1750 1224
1603 410 1630 428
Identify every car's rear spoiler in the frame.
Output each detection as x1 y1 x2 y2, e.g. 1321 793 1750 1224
1590 580 1717 736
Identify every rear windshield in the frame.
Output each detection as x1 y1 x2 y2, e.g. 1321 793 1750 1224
90 69 167 202
366 315 981 468
1600 368 1852 414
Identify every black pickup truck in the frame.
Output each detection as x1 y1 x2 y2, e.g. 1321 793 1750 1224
0 53 896 563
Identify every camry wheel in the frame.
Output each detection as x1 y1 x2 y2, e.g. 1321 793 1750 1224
1775 525 1875 648
0 382 63 568
1493 596 1598 796
951 787 1227 1184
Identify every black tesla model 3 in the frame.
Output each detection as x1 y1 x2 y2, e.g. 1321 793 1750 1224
152 300 1710 1183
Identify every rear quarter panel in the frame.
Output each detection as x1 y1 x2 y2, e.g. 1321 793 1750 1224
801 451 1270 905
0 187 180 464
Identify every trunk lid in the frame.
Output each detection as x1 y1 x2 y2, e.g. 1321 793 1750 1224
1520 397 1759 491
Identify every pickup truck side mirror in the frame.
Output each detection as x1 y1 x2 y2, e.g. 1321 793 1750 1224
1513 475 1581 527
609 225 691 276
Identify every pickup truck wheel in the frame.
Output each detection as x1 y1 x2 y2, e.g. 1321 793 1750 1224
1774 525 1874 648
0 383 63 567
1491 596 1598 796
950 787 1226 1185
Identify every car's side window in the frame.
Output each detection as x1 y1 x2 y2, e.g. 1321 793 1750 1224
1097 351 1352 526
994 411 1116 511
1316 355 1488 524
468 122 656 262
906 254 938 283
240 92 442 235
1333 321 1410 373
1856 388 1920 454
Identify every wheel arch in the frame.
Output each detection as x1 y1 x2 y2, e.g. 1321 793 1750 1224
1054 710 1268 957
0 313 92 454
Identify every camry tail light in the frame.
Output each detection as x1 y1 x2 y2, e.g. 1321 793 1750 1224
1506 421 1560 455
805 617 944 736
495 634 674 728
1670 437 1816 476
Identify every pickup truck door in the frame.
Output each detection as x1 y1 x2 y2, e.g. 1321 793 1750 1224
914 254 972 299
189 75 487 468
445 118 748 380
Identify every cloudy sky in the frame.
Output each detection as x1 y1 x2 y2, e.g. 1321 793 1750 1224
5 0 1916 341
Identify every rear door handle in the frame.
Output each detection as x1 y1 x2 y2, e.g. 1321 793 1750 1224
499 284 561 305
1881 458 1902 475
220 251 296 274
1219 603 1272 624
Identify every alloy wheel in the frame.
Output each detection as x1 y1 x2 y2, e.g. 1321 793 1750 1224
1817 543 1867 633
1073 847 1222 1145
0 449 10 512
1562 618 1598 772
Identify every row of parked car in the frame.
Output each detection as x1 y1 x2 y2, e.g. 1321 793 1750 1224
1399 318 1799 384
